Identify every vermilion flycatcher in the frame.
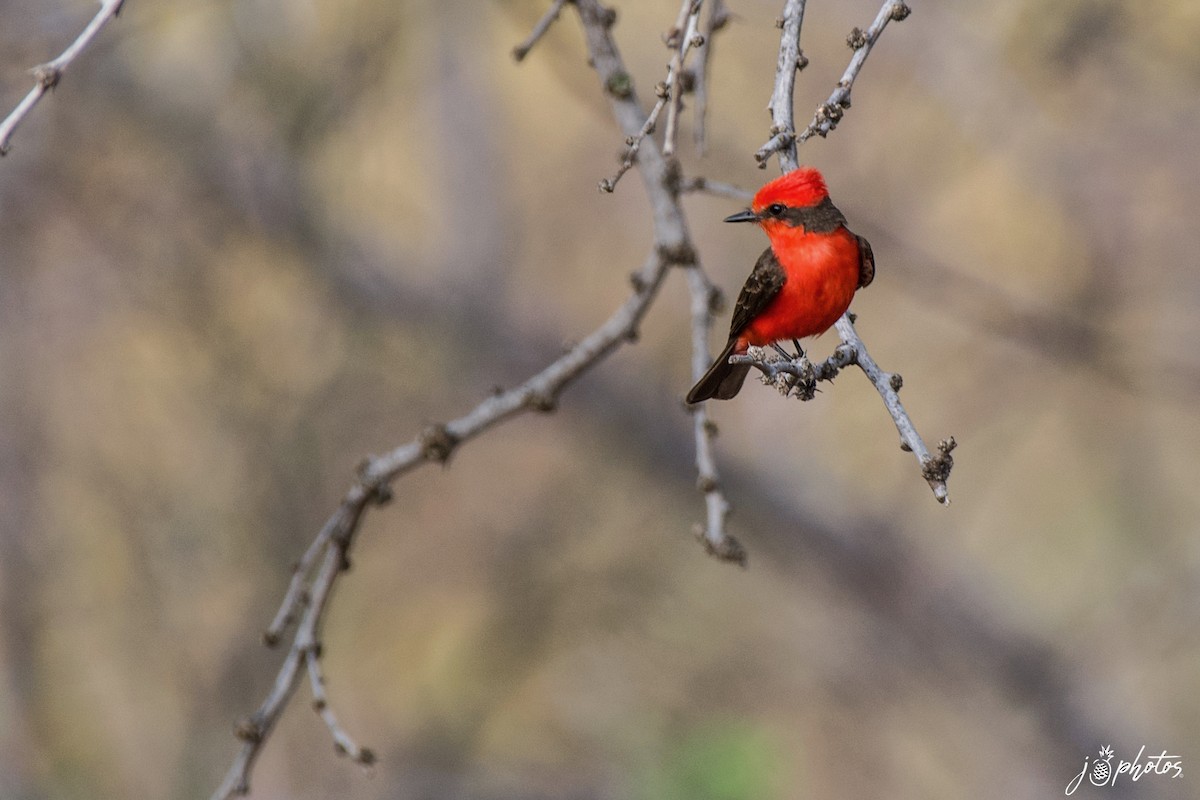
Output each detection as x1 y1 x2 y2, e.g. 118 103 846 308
687 168 874 403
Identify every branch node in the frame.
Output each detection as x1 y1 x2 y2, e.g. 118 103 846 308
889 372 903 392
657 241 697 266
847 27 868 49
234 717 264 744
694 525 748 566
511 0 571 62
369 483 394 506
354 460 395 505
605 70 634 99
663 157 683 197
0 0 124 155
527 392 558 413
33 64 62 90
707 284 725 314
922 437 957 482
419 424 459 463
891 2 912 22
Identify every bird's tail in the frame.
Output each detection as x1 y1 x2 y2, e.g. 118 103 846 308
686 338 751 403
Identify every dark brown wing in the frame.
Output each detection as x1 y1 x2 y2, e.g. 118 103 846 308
728 247 786 336
853 233 875 289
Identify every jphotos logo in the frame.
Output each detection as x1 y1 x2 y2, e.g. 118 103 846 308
1065 745 1183 795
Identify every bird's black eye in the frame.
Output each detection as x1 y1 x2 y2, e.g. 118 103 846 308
766 203 786 217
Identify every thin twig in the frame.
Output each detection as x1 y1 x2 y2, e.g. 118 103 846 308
685 267 743 565
511 0 571 62
832 315 952 503
662 0 703 158
798 0 911 142
0 0 125 156
730 325 952 504
212 1 708 794
691 0 729 154
212 489 374 799
678 175 752 202
753 0 808 170
730 342 855 399
601 0 705 191
261 506 346 646
307 647 374 764
215 261 684 800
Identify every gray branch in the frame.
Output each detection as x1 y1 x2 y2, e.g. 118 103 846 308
511 0 571 62
732 319 953 504
662 0 704 157
211 1 710 795
690 0 729 154
753 0 808 170
0 0 125 155
798 0 911 142
833 315 953 503
600 0 705 191
685 267 743 564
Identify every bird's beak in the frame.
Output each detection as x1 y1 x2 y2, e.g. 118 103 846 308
723 209 758 224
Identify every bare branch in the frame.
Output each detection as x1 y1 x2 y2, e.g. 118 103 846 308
832 315 951 503
685 267 743 565
754 0 808 171
512 0 571 62
0 0 125 156
212 490 374 799
732 322 952 504
601 0 705 191
261 507 344 647
730 342 856 400
306 647 375 764
215 260 684 800
691 0 729 154
678 175 752 202
662 1 703 158
212 1 714 794
798 0 910 142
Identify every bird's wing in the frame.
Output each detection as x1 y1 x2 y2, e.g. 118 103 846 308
728 247 786 336
854 233 875 289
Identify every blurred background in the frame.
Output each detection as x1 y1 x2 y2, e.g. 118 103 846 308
1 0 1198 797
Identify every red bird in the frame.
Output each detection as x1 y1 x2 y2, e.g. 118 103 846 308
686 168 874 403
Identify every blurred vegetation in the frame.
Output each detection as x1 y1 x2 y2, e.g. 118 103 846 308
1 0 1197 798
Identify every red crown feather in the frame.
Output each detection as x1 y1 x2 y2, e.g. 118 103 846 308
752 167 830 211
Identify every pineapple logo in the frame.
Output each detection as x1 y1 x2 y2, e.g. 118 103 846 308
1066 743 1184 794
1090 745 1115 786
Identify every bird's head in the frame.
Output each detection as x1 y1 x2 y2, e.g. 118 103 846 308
724 168 830 231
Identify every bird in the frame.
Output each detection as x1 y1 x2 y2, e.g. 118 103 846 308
686 168 874 403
